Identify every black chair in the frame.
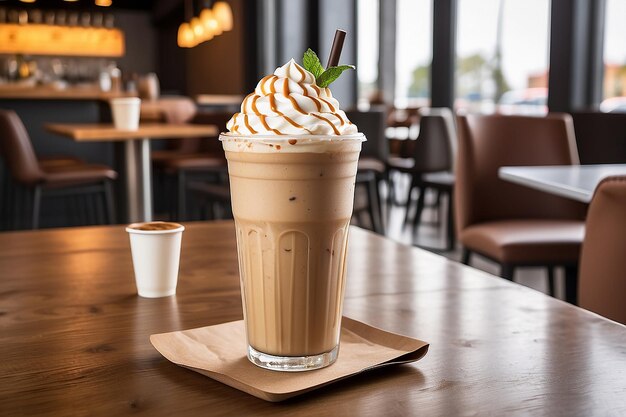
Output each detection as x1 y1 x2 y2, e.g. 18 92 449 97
388 108 457 249
571 112 626 164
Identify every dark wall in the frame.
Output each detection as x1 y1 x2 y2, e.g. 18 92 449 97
157 14 187 94
154 0 247 96
185 0 246 96
114 10 158 76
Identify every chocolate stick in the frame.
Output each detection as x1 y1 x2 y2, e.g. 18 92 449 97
326 29 347 68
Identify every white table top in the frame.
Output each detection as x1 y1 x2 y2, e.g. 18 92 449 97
498 164 626 203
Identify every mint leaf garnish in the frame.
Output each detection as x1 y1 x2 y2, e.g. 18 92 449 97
316 65 356 88
303 49 324 78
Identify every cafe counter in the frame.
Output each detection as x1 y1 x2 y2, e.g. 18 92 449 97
0 85 134 101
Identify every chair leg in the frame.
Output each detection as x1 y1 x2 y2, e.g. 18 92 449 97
366 176 384 234
103 181 116 225
564 265 579 305
375 176 385 234
387 171 396 205
411 186 426 232
547 267 555 297
177 171 187 221
461 248 471 265
501 264 515 281
31 185 42 229
433 189 441 224
403 176 416 226
446 191 455 251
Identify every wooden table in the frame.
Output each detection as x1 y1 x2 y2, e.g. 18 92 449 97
499 164 626 203
1 222 625 416
46 123 218 222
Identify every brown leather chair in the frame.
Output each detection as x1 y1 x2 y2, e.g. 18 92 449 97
0 110 117 229
579 176 626 324
455 113 587 303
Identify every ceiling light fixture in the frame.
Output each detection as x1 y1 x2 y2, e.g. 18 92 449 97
178 0 232 48
212 1 233 32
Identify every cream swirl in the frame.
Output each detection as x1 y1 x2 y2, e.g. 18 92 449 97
226 59 358 135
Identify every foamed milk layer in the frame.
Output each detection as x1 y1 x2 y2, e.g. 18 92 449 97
221 133 364 153
226 59 358 136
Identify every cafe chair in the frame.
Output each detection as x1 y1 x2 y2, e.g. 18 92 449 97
455 113 587 303
0 109 117 229
385 108 420 205
578 176 626 325
186 180 232 220
346 109 388 234
152 110 230 220
388 108 457 248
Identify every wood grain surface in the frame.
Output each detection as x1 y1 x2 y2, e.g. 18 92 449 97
0 222 625 416
0 86 134 101
45 123 218 141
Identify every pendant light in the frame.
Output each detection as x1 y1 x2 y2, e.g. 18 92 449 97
177 0 195 48
212 1 233 32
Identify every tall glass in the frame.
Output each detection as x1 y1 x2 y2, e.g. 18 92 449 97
221 133 364 371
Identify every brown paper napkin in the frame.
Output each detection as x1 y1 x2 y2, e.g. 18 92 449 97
150 317 429 402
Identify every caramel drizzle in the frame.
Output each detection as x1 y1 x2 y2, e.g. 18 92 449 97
268 94 308 131
241 93 253 111
318 97 336 112
285 96 308 114
259 75 274 94
269 76 279 94
283 78 290 97
259 115 283 135
295 64 306 82
308 96 323 112
243 114 258 134
251 95 261 115
299 83 310 97
332 113 345 126
283 116 308 131
268 95 281 115
311 113 341 135
311 84 321 95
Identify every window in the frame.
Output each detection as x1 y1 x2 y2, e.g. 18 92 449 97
357 0 380 105
455 0 550 114
601 0 626 113
395 0 432 108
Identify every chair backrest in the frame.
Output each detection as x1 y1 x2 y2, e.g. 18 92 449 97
454 113 587 233
579 176 626 325
191 111 233 154
411 107 456 173
344 108 388 161
0 109 44 186
571 112 626 164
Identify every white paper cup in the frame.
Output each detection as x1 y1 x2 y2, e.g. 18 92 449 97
126 222 185 298
111 97 141 131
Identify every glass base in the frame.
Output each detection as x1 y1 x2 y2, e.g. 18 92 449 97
247 345 339 372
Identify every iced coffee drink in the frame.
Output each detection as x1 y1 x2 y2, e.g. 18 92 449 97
221 57 363 371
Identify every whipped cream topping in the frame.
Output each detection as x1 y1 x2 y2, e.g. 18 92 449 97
226 59 358 136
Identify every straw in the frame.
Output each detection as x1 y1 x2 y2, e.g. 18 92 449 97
326 29 347 68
